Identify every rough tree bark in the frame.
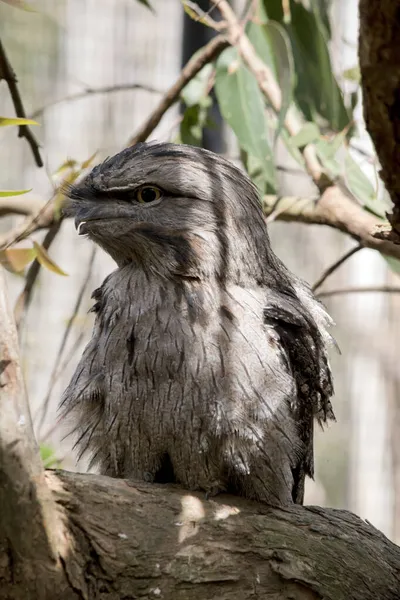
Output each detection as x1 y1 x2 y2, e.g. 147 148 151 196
1 259 400 600
359 0 400 241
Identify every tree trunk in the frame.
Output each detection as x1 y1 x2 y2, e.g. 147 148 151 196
0 470 399 600
359 0 400 239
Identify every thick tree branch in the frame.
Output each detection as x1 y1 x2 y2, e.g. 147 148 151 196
1 470 399 599
263 186 400 261
0 194 45 217
359 0 400 241
0 38 43 168
128 34 229 146
0 266 65 572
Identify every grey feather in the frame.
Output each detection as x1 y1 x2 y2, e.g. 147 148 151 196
60 142 335 506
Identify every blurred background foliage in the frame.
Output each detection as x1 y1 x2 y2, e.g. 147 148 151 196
0 0 399 543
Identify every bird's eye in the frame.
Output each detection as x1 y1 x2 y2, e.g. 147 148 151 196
136 186 162 204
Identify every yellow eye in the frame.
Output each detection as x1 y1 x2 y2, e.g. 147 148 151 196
136 186 162 204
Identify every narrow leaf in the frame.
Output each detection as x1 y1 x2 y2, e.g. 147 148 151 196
33 241 68 276
290 122 320 148
286 0 350 130
0 117 38 127
181 63 213 107
0 189 31 197
343 66 360 83
263 21 295 141
81 151 98 170
0 247 36 272
344 152 385 218
215 47 276 192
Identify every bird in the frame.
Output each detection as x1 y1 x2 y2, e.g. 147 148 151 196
60 142 335 506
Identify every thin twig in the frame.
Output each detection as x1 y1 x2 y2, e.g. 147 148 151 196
36 246 97 436
0 195 56 249
266 195 317 223
128 34 229 145
183 1 226 30
0 38 43 167
312 243 363 292
14 219 63 332
316 286 400 299
30 83 163 121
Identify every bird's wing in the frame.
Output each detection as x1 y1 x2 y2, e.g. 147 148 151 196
263 287 335 503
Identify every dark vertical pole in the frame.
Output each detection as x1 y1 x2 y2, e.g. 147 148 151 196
180 0 226 153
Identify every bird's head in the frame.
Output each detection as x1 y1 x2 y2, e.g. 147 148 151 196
65 142 277 283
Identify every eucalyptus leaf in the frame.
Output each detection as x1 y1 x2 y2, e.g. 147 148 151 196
215 47 276 192
344 152 386 218
290 122 320 148
181 63 213 107
286 0 350 130
384 256 400 276
0 117 38 127
343 66 361 83
0 189 31 197
261 0 284 22
33 241 68 276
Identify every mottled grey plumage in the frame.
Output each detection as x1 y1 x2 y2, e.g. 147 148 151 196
61 142 335 506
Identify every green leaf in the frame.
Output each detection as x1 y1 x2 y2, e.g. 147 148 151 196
314 138 341 177
215 47 276 192
263 22 294 141
290 122 320 148
246 21 277 77
343 66 361 83
0 189 31 197
33 241 68 276
344 152 386 217
261 0 284 22
0 117 38 127
286 0 350 130
179 104 206 146
181 63 213 108
384 256 400 275
281 128 305 167
40 444 62 469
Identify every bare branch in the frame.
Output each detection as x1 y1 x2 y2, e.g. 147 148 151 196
316 286 400 299
128 34 229 146
30 82 163 121
0 194 45 217
0 38 43 168
312 243 364 292
211 0 325 186
14 220 63 332
0 197 56 249
262 186 400 261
